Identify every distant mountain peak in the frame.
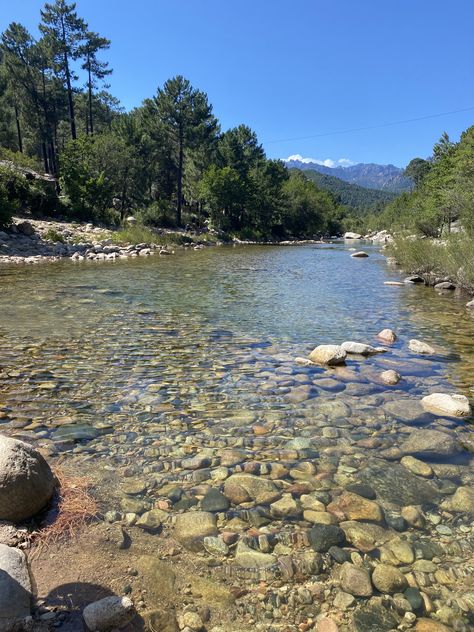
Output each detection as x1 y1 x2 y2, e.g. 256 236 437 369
283 157 412 193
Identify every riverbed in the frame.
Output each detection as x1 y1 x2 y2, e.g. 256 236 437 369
0 242 473 631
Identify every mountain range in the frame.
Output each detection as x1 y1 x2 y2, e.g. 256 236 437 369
284 158 413 193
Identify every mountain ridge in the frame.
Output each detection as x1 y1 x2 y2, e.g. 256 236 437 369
284 158 413 193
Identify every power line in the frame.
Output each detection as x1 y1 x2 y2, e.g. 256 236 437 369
264 106 474 145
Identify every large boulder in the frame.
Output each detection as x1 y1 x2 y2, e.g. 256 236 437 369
0 436 55 522
309 345 347 366
344 232 362 239
0 543 32 630
421 393 471 417
224 473 281 505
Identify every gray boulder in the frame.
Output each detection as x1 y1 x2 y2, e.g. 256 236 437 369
0 543 32 630
0 436 55 522
400 428 461 458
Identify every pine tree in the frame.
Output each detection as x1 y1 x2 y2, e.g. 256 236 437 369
81 31 111 135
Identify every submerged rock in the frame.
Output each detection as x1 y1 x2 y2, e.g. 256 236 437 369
421 392 471 417
358 460 439 506
309 345 347 366
380 369 401 385
0 435 55 522
174 511 218 551
400 428 461 458
224 473 280 505
352 600 399 632
448 486 474 513
371 564 408 593
340 562 373 597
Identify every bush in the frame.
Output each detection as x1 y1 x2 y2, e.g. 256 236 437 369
136 200 176 228
0 181 15 228
43 228 65 243
0 165 57 217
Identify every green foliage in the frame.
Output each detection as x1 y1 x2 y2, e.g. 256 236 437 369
111 224 157 245
43 227 64 242
0 179 15 227
136 200 176 228
387 233 474 292
0 163 56 216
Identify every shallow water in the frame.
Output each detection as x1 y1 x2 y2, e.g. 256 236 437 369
0 242 472 459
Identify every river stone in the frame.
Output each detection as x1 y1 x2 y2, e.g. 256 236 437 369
358 460 439 506
174 511 217 551
270 495 301 518
409 339 436 354
340 521 391 553
421 393 471 417
0 435 55 522
380 369 401 385
352 600 399 632
340 562 373 596
309 524 345 552
0 544 32 629
415 619 454 632
224 473 281 505
383 399 427 423
234 540 276 568
83 596 135 631
309 345 347 366
400 456 433 477
372 564 408 593
351 251 369 258
135 509 168 533
341 341 379 355
449 486 474 513
203 536 229 556
400 429 461 458
377 329 397 343
201 488 230 512
344 232 362 239
434 282 455 290
327 492 383 523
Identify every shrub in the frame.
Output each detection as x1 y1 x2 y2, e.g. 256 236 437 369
136 200 176 228
43 228 65 243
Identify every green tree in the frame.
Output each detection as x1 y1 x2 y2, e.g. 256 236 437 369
151 75 218 225
81 31 112 135
40 0 87 141
404 157 431 188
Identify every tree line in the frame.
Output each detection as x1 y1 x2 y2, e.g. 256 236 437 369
0 0 344 238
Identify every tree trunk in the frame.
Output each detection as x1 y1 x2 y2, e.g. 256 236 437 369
87 54 94 135
61 16 77 140
42 142 49 173
14 102 23 153
177 128 184 226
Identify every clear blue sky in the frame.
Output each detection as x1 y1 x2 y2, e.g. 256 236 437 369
2 0 474 167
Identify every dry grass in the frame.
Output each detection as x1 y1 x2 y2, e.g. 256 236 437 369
32 467 98 553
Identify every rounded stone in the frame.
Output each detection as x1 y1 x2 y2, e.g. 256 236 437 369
340 562 373 597
372 564 408 594
83 596 135 631
0 435 55 522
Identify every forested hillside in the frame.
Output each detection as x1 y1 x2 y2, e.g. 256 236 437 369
0 0 345 239
293 168 397 214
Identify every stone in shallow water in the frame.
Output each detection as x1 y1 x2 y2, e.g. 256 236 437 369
371 564 408 593
380 369 401 385
341 341 379 355
415 619 454 632
340 521 391 553
383 399 427 423
340 562 373 596
327 492 383 523
401 456 433 478
448 486 474 513
409 339 436 354
309 345 347 366
421 393 471 417
352 600 399 632
224 473 280 505
308 524 345 552
377 328 397 343
201 488 230 512
234 541 276 568
174 511 217 551
400 429 461 459
358 460 439 506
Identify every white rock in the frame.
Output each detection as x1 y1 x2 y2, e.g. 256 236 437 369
351 251 369 258
380 370 401 385
341 341 379 355
408 339 435 354
377 328 397 343
344 232 362 239
466 299 474 308
308 345 347 365
421 393 471 417
83 596 135 631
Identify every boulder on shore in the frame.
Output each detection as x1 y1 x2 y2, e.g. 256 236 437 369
0 543 32 629
0 435 55 522
421 393 471 417
309 345 347 366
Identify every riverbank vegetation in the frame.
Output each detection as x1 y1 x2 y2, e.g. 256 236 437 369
0 0 345 239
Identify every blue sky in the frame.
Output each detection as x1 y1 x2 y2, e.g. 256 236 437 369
2 0 474 167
